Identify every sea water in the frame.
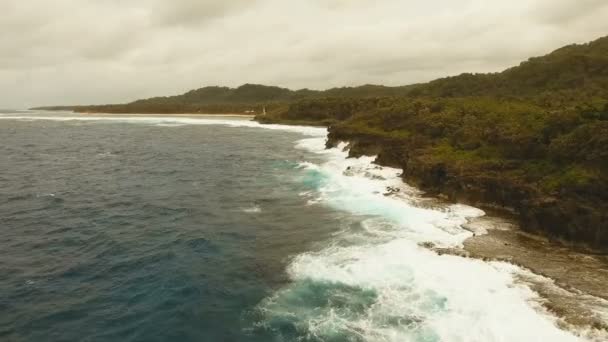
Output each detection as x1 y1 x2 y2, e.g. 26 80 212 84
0 112 599 341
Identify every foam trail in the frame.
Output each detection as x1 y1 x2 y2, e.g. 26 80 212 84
256 136 593 341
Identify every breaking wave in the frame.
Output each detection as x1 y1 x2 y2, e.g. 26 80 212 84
254 136 589 342
0 113 327 137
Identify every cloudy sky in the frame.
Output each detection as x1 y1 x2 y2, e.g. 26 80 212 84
1 0 607 108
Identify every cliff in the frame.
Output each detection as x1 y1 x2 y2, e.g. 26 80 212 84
258 36 608 250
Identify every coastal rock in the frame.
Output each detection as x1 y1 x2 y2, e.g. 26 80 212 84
326 128 608 251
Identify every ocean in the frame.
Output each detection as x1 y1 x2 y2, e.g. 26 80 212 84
0 112 593 341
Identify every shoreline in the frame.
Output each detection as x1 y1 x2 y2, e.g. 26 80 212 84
460 215 608 335
411 194 608 335
393 182 608 338
25 109 256 118
395 158 608 336
461 216 608 301
78 112 256 118
261 117 608 336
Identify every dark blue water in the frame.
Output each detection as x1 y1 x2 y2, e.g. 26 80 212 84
0 117 339 342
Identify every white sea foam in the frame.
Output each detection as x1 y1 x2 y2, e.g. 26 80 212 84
295 137 483 247
0 113 327 137
36 193 56 198
242 205 262 214
256 136 595 341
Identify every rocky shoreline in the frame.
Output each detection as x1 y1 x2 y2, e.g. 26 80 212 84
322 127 607 252
391 168 608 337
396 190 608 337
456 215 608 335
258 114 607 250
258 116 608 337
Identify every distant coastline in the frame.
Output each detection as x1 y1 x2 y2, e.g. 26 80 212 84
79 113 256 118
29 108 256 118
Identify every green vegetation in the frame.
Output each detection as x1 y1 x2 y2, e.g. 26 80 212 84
33 84 416 114
260 36 608 250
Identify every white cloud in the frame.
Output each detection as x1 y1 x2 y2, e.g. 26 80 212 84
1 0 607 108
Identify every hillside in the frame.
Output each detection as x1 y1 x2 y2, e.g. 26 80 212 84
406 36 608 105
33 84 416 114
34 37 608 115
260 36 608 250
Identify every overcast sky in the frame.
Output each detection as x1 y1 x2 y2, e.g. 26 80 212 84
1 0 607 108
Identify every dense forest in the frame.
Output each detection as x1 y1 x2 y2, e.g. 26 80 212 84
259 36 608 250
35 36 608 249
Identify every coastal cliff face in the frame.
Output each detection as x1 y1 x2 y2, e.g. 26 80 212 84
255 36 608 250
324 126 608 250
